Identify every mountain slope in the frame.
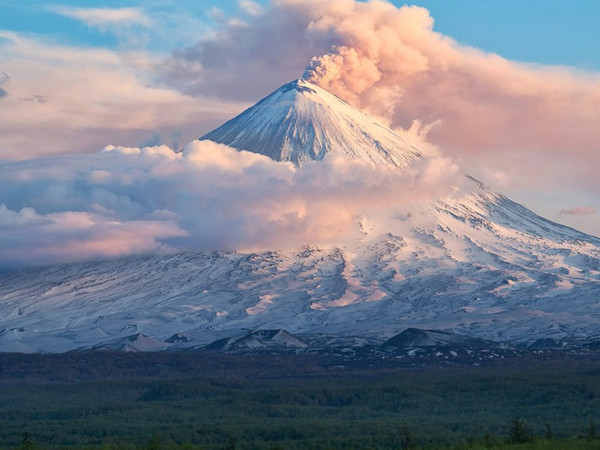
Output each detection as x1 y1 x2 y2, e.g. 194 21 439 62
201 78 423 167
1 79 599 353
203 329 308 353
381 328 499 349
1 193 598 353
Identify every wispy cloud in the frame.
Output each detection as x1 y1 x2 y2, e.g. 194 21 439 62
0 31 244 159
560 206 596 216
49 6 151 28
238 0 263 16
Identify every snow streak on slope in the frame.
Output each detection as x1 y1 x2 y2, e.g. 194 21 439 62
201 79 423 167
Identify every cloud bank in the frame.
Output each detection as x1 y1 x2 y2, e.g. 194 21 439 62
0 30 244 160
0 141 461 269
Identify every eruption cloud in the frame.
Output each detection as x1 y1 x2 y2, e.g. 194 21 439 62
297 0 600 159
165 0 600 193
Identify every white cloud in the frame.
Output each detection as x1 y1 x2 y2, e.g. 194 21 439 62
238 0 263 16
50 6 152 28
0 141 462 269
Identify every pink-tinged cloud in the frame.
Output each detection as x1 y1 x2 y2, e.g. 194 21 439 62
0 31 245 159
560 206 596 216
0 205 186 268
298 1 600 159
0 141 462 269
165 0 600 158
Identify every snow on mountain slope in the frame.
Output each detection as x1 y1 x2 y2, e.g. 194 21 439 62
200 78 423 167
1 79 599 353
1 186 598 353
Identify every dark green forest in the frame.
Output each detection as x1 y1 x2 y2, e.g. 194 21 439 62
1 355 600 449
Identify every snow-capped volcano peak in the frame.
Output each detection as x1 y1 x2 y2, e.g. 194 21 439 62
200 78 423 167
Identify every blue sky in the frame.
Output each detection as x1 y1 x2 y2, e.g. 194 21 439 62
3 0 600 69
405 0 600 70
0 0 219 51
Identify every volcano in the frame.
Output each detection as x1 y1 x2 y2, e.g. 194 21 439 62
1 79 599 353
201 78 422 167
